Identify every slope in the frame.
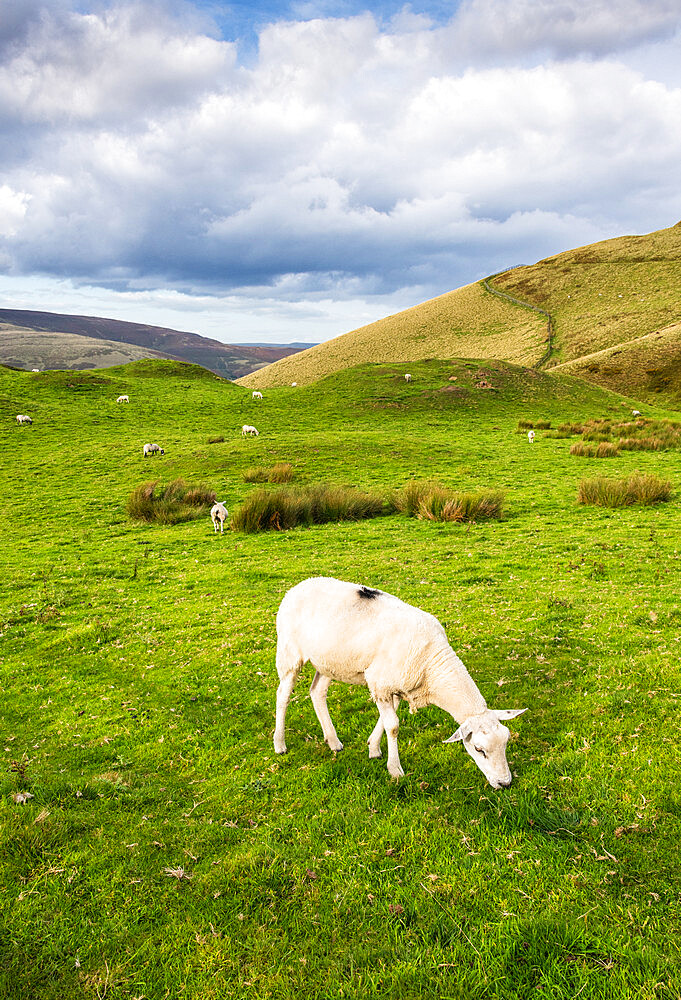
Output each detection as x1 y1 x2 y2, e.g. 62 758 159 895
0 324 171 370
0 308 308 379
237 281 548 387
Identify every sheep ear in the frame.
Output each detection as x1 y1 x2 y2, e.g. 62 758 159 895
493 708 528 721
443 720 473 743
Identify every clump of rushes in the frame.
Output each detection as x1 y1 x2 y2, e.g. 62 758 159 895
231 483 388 532
578 472 672 508
127 479 216 524
394 480 504 522
570 442 595 457
243 462 294 484
595 442 620 458
517 419 551 430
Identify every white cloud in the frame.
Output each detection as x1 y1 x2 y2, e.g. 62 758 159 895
0 1 680 342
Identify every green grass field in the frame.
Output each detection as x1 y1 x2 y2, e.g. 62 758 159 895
1 358 680 999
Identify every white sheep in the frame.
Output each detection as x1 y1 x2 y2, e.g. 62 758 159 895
252 391 263 400
210 501 228 533
16 414 32 425
143 442 164 457
527 430 535 443
242 425 259 436
31 369 39 373
632 410 641 417
116 395 129 403
291 382 297 387
405 373 412 382
274 577 526 788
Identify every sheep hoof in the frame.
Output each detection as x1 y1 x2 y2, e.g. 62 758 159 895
388 763 404 779
368 746 382 759
274 743 287 755
328 739 343 752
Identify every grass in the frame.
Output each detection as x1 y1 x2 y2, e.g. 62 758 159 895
243 461 294 483
232 482 388 532
577 471 672 507
394 480 504 522
127 478 217 524
1 357 681 999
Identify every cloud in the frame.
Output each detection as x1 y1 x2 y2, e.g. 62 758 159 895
0 0 680 342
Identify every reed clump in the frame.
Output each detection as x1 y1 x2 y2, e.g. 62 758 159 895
394 480 504 522
127 479 217 524
578 472 672 508
244 462 294 484
232 483 388 533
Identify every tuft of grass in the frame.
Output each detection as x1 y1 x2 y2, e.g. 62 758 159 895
517 419 551 430
570 442 595 457
394 480 504 522
243 462 295 484
207 435 224 444
578 472 672 507
594 441 620 458
232 483 388 532
127 478 216 524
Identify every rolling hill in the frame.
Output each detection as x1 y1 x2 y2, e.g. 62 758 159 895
0 308 309 379
238 221 681 402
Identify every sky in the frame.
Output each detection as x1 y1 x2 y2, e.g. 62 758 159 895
0 0 680 345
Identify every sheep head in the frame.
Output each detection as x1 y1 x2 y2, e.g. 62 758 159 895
443 708 526 789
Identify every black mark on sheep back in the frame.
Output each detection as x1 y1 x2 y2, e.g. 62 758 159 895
358 586 381 600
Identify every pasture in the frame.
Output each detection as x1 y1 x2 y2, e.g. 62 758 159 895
1 358 680 999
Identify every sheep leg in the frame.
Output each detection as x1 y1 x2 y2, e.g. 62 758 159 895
375 698 404 778
368 695 399 759
309 671 343 751
274 644 302 754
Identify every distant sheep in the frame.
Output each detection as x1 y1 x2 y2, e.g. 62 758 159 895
274 577 526 788
405 373 412 382
31 369 39 373
116 395 129 403
291 382 297 387
632 410 641 417
143 442 164 457
527 430 535 443
252 391 263 400
242 425 259 437
16 414 32 425
211 501 228 533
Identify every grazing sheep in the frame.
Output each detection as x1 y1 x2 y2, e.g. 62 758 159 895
116 395 129 403
405 373 412 382
242 425 259 437
31 369 39 373
527 430 535 443
210 501 228 533
291 382 297 387
143 442 164 457
274 577 526 788
632 409 641 417
252 391 263 400
16 414 32 425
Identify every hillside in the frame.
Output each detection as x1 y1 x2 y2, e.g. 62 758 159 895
238 281 548 387
238 221 681 394
0 308 308 378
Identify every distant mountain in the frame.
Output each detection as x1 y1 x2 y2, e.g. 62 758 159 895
0 309 308 379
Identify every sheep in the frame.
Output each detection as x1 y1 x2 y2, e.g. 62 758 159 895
632 410 641 417
527 430 535 443
116 395 129 403
143 442 164 457
252 391 263 400
291 382 297 387
16 414 32 425
210 501 228 533
404 373 412 382
242 425 259 436
31 369 39 373
274 577 527 788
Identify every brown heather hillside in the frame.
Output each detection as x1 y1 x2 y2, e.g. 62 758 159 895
238 282 547 388
494 221 681 365
0 325 171 370
552 321 681 404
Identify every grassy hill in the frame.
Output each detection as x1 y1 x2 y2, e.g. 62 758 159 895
0 323 171 370
239 222 681 396
0 308 308 379
1 357 680 999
